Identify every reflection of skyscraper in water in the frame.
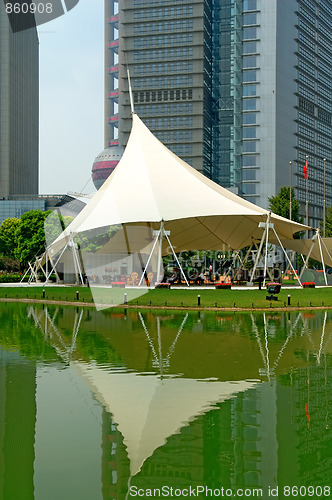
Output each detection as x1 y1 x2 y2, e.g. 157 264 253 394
101 410 130 499
0 348 37 499
291 363 332 485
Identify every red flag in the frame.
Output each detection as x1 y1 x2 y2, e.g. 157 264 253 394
303 160 308 180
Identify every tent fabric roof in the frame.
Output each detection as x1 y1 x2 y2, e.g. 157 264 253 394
281 237 332 268
50 113 309 254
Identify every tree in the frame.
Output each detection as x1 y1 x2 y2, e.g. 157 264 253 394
15 210 52 266
268 186 301 222
44 211 73 246
321 205 332 237
0 218 21 259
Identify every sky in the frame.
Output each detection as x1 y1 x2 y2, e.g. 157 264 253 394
38 0 104 195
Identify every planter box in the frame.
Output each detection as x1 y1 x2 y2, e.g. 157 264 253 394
216 283 232 290
111 281 126 288
303 282 315 288
156 283 170 289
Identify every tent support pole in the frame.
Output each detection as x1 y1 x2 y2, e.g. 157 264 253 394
320 237 332 267
138 222 189 287
164 232 189 286
156 222 164 284
28 261 39 283
299 230 318 281
249 225 267 284
262 214 271 287
271 227 303 287
223 251 240 283
317 231 328 286
71 239 84 285
138 230 161 286
283 250 296 281
20 266 31 283
45 241 69 282
45 249 61 283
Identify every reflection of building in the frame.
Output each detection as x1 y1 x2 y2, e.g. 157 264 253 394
25 305 332 493
0 2 39 199
105 0 332 227
0 348 36 498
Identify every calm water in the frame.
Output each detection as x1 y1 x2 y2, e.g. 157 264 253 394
1 303 332 500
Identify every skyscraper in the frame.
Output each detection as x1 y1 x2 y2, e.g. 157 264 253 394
105 0 332 229
105 0 220 182
0 2 39 199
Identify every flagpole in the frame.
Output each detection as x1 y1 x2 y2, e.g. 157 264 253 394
289 161 292 220
323 158 326 238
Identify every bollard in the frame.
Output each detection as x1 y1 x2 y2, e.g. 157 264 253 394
198 295 201 306
288 295 291 306
124 293 127 304
42 289 45 299
76 290 79 301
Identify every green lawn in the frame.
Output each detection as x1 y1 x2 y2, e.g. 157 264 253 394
0 285 331 310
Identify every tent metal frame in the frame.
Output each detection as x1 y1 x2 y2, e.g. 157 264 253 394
138 221 189 287
26 233 85 285
249 213 302 287
299 228 332 286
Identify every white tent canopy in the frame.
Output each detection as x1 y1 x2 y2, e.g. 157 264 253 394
48 113 309 257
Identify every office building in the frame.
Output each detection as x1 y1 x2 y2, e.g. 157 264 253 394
105 0 332 228
105 0 220 182
0 2 39 200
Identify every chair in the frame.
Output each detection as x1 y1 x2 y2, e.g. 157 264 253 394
127 272 139 286
147 272 154 286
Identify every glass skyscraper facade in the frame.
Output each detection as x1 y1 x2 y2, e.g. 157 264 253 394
105 0 332 229
105 0 220 181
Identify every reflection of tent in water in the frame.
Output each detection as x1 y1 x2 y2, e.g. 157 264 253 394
28 305 332 475
75 363 257 477
27 306 258 475
251 310 332 380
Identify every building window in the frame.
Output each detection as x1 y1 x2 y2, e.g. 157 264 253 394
243 112 257 125
243 141 258 153
243 98 259 111
242 183 257 195
243 70 258 82
243 13 257 26
242 169 257 180
243 56 257 68
243 42 257 54
243 0 257 11
243 127 257 139
243 155 258 167
243 27 257 39
243 84 257 97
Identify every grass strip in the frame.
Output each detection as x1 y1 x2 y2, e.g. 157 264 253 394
0 285 331 310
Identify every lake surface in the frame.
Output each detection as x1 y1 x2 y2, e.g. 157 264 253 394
1 303 332 499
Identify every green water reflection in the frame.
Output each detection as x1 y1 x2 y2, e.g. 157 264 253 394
0 303 332 499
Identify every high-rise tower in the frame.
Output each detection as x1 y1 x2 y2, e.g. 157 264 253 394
0 2 39 199
105 0 220 182
105 0 332 228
